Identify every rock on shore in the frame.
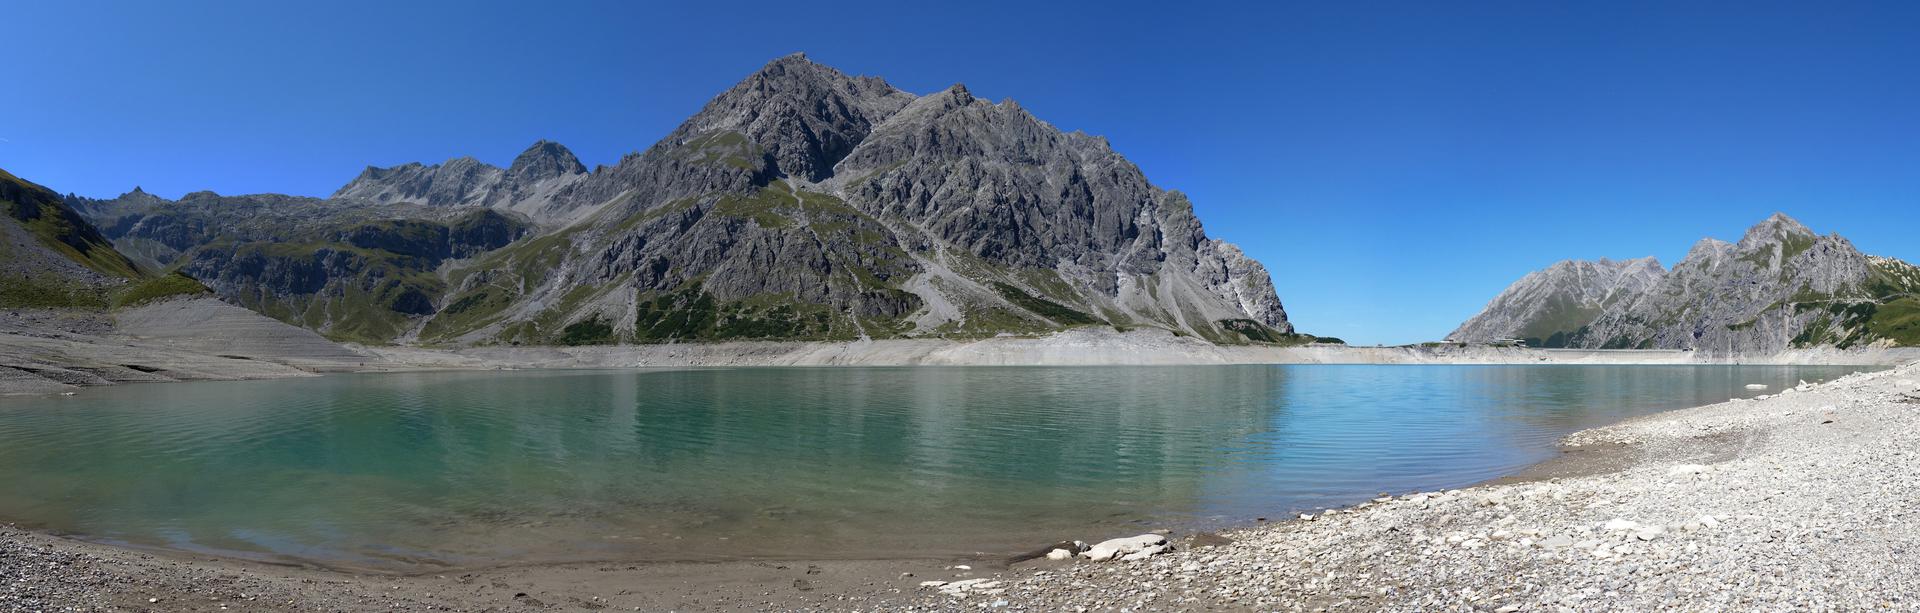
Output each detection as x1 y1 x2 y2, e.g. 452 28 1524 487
909 361 1920 611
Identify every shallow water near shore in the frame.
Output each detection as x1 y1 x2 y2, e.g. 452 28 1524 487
0 364 1873 570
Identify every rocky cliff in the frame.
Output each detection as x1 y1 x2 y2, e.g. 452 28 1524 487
1448 257 1666 346
69 54 1298 347
1452 214 1919 352
70 189 529 343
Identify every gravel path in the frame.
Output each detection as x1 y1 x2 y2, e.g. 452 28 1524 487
904 362 1920 611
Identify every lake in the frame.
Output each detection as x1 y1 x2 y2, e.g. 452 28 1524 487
0 364 1870 570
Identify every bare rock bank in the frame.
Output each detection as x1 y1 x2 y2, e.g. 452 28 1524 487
368 328 1920 371
0 297 377 395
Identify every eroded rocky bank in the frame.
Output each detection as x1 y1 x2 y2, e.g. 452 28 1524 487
9 319 1917 397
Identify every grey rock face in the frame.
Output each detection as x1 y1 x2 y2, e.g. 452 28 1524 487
1454 213 1919 352
333 141 590 224
675 52 914 182
419 54 1295 345
71 54 1297 346
334 156 505 207
1449 257 1665 345
506 140 587 184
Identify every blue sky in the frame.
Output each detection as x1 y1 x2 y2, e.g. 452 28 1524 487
5 1 1917 344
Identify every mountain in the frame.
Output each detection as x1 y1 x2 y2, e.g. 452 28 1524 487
1451 213 1920 352
70 53 1299 347
1447 257 1666 346
332 140 591 223
0 169 214 309
69 189 529 343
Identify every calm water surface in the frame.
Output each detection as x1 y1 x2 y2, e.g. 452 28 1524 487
0 364 1871 569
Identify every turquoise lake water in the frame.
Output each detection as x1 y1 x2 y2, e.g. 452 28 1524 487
0 364 1872 570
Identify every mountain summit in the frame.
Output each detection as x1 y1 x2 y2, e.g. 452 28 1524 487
1452 213 1918 352
68 55 1299 346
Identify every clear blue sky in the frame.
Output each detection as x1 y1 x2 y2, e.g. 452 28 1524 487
6 1 1917 344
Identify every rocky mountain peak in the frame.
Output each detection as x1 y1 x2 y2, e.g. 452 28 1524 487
507 140 587 184
54 55 1303 347
112 186 168 207
946 83 975 105
1448 255 1669 345
669 53 915 181
1457 213 1914 352
1738 212 1817 249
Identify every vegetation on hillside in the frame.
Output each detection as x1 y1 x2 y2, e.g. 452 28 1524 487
111 271 211 308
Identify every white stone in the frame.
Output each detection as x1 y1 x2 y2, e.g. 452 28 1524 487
1698 514 1721 528
1045 548 1073 561
1634 526 1665 541
1744 383 1769 390
1668 464 1711 476
1082 534 1168 562
1120 543 1169 561
920 581 949 588
937 578 999 596
1602 518 1640 531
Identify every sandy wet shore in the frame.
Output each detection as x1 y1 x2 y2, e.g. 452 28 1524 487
2 348 1915 610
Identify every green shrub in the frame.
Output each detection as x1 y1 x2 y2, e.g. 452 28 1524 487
560 316 616 346
991 282 1100 325
111 271 210 308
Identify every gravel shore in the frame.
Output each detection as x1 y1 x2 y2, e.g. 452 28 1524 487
905 362 1920 611
3 362 1915 611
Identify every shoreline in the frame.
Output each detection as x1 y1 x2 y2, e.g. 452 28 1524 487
908 360 1920 610
7 322 1917 396
1 362 1911 610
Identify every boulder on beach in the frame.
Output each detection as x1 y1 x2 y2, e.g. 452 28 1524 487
1082 534 1169 562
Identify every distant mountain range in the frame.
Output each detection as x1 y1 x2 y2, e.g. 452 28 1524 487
1451 213 1920 352
14 54 1303 347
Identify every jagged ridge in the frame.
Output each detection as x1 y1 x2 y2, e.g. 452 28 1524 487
69 53 1299 347
1452 213 1919 352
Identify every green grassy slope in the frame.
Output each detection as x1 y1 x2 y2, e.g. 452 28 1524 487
1 168 214 310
